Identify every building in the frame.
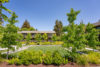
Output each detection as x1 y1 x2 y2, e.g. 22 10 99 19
93 21 100 40
93 21 100 29
18 31 56 40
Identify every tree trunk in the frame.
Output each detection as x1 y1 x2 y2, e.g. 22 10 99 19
0 1 3 26
6 49 9 59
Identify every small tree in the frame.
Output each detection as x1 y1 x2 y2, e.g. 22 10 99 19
62 8 85 52
52 34 57 42
26 33 32 45
1 12 22 59
86 23 100 49
42 33 48 41
34 33 42 45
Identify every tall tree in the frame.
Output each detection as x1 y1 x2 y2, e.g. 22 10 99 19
0 0 12 25
21 20 31 29
21 20 35 31
0 12 22 59
54 20 63 36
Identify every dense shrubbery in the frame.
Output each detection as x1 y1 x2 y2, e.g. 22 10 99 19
29 42 36 45
40 42 51 45
52 41 64 45
52 51 68 65
7 50 68 65
43 51 53 65
21 41 63 45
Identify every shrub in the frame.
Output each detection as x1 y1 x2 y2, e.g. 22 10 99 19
21 42 25 44
32 56 42 64
40 42 51 45
1 54 17 59
32 51 43 64
76 55 88 65
52 41 64 45
63 58 68 64
23 60 31 65
29 42 36 45
0 52 3 63
18 50 34 65
43 51 53 65
88 52 100 64
53 51 64 65
70 52 80 62
16 60 22 65
8 58 19 65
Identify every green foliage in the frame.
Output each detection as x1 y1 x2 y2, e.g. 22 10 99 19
32 55 42 64
26 33 32 45
54 20 63 36
52 41 64 45
88 52 100 64
0 0 12 24
53 51 64 65
62 8 86 52
40 42 51 45
21 20 35 31
29 42 36 45
8 58 19 65
18 50 43 65
52 34 57 41
34 34 42 44
42 33 48 41
86 23 99 49
43 51 53 65
18 50 33 65
21 20 31 29
21 27 35 31
0 0 9 3
67 8 80 23
1 12 22 59
76 55 88 65
63 58 68 64
15 60 22 65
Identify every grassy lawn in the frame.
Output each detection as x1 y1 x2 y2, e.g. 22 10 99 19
14 45 69 57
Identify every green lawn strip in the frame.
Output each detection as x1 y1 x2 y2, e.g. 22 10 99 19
12 45 68 57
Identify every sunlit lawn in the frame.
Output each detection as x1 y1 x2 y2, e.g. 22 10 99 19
14 45 69 57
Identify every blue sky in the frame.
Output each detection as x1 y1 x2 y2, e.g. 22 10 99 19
3 0 100 31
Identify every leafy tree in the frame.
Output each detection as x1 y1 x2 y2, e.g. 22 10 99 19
42 33 48 41
54 20 63 36
0 12 22 59
0 0 12 25
34 34 42 45
26 33 32 45
62 8 87 52
52 34 57 41
86 23 100 49
21 20 35 31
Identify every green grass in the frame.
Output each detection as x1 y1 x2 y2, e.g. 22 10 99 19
14 45 69 57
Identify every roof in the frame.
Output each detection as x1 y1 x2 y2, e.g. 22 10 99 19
93 20 100 27
18 31 56 34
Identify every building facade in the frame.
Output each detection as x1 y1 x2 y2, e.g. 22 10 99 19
93 21 100 40
18 31 56 40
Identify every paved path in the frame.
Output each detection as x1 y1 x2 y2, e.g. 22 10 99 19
2 45 34 54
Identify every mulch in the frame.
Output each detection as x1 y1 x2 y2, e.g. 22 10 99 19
0 62 99 67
